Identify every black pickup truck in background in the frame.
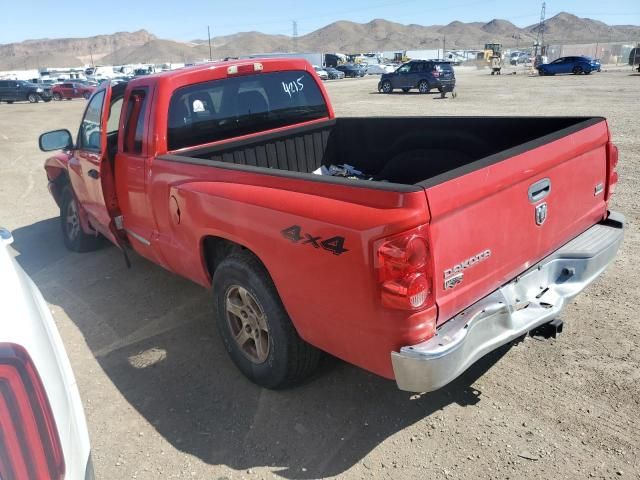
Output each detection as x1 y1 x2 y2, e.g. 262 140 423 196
0 80 52 103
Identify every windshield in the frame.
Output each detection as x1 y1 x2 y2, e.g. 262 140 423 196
167 70 329 151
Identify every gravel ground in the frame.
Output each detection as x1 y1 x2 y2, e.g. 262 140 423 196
1 65 638 480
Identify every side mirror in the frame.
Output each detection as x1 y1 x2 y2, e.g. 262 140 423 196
39 129 73 152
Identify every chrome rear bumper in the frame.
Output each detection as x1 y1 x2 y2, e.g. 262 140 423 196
392 211 624 392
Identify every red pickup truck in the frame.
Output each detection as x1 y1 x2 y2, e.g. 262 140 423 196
38 58 624 392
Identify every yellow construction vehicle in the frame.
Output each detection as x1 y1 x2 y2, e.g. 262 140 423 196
483 43 502 61
484 43 503 74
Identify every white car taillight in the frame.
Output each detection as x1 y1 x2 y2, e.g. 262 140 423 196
0 343 65 480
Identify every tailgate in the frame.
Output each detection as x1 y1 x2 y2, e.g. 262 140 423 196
425 119 610 323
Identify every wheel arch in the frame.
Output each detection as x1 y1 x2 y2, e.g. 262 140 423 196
44 160 70 208
202 235 270 286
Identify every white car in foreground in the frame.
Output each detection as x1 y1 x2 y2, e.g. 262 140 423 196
0 227 93 479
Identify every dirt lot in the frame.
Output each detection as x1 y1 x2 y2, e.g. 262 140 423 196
1 66 639 480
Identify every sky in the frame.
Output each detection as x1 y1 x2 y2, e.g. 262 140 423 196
1 0 639 44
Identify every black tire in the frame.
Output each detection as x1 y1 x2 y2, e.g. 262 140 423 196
584 70 591 75
42 97 52 102
212 252 321 389
27 93 38 103
572 66 583 75
418 80 430 94
401 88 410 93
60 186 103 252
381 80 393 93
53 93 62 101
83 92 90 99
6 101 14 104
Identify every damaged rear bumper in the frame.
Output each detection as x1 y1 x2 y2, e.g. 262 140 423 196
391 211 624 392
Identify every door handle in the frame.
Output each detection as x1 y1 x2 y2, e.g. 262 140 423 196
528 178 551 203
87 169 100 179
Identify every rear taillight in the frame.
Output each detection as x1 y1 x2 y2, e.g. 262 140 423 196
377 230 434 311
606 142 619 200
0 344 65 480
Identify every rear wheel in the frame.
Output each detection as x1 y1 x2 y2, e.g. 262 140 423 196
83 91 90 99
6 100 14 104
60 186 103 252
27 93 38 103
418 80 430 94
584 70 591 75
53 93 62 101
572 66 583 75
212 252 321 389
380 80 393 93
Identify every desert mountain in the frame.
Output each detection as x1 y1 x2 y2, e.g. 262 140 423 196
1 13 638 70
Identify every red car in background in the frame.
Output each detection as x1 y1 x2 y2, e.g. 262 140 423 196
51 82 96 101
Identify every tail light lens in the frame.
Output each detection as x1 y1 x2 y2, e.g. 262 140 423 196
606 142 619 201
377 230 434 310
0 343 65 480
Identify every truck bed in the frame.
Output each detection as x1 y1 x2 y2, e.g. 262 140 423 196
163 116 604 189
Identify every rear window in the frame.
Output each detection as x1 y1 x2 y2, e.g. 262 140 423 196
167 70 329 151
436 63 454 72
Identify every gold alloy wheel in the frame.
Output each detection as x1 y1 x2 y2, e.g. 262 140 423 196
225 285 270 364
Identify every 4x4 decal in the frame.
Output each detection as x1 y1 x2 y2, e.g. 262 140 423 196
281 225 349 256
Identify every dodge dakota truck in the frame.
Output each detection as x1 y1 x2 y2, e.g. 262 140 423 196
38 58 624 392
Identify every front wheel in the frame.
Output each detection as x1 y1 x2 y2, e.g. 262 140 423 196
27 93 38 103
572 66 583 75
212 252 321 389
83 92 90 99
418 80 430 94
380 80 393 93
60 186 103 252
53 93 62 101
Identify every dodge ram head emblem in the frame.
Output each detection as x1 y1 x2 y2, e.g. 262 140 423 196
443 249 492 289
535 203 548 226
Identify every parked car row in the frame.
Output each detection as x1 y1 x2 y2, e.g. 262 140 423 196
0 80 97 104
312 62 397 80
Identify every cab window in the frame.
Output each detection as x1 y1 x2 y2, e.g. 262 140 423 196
78 90 105 151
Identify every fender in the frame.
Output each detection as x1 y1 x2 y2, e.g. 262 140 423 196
43 152 93 235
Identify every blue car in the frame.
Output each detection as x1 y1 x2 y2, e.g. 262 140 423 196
537 56 601 76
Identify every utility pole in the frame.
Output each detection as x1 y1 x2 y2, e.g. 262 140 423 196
89 46 95 67
207 26 213 61
292 20 298 52
442 36 446 60
534 1 546 58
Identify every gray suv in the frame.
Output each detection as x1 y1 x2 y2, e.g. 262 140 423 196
378 60 456 96
0 80 52 103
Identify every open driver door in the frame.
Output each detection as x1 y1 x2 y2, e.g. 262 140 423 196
68 81 123 248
